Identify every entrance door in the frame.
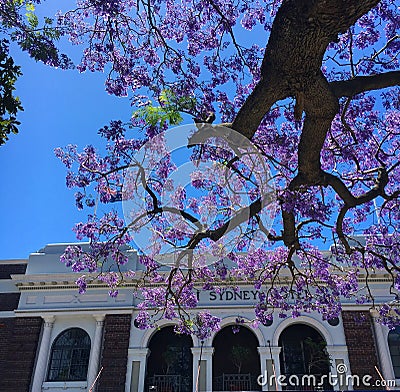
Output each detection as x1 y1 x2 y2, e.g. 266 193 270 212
279 324 332 391
213 326 261 391
146 326 193 392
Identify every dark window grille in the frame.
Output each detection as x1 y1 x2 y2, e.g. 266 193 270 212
47 328 91 381
212 326 261 391
148 375 182 392
145 326 193 391
279 324 332 391
213 373 254 391
388 327 400 378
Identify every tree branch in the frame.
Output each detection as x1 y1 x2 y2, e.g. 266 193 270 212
323 168 389 207
330 71 400 98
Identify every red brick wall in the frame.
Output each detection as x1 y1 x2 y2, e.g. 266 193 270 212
0 318 14 385
342 311 380 390
98 314 132 392
0 293 21 311
0 264 27 279
0 317 42 391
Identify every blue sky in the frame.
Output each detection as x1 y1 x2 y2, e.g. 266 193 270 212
0 1 257 261
0 44 133 259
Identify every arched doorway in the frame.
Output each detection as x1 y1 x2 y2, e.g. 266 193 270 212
145 326 193 392
213 325 261 391
279 324 332 391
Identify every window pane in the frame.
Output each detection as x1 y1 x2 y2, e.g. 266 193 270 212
47 328 91 381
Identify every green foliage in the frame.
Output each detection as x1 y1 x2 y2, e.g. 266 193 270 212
0 0 72 144
7 0 64 64
25 2 39 29
133 89 197 127
231 344 250 373
304 337 332 373
0 40 23 145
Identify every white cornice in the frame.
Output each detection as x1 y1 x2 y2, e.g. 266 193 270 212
0 259 27 265
11 271 393 291
14 308 133 317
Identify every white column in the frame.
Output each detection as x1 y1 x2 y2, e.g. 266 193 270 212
258 347 271 391
87 314 105 390
192 346 213 392
31 316 55 392
371 318 396 380
199 347 214 392
192 347 202 392
326 345 352 391
126 348 149 392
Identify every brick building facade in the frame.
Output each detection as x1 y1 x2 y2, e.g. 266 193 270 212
0 243 398 391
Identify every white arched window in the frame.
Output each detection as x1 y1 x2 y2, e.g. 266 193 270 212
47 328 91 381
388 327 400 378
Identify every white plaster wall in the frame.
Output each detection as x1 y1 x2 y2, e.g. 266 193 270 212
377 323 399 385
26 243 138 275
18 287 134 312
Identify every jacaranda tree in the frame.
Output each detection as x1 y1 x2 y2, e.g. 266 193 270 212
49 0 399 337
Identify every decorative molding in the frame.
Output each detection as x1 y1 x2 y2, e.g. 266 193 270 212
210 315 266 347
11 271 393 291
272 315 334 346
43 315 55 327
26 296 37 304
191 347 214 356
77 294 109 303
128 348 150 360
326 345 349 356
15 308 133 317
44 295 75 304
94 314 106 327
115 293 128 302
42 381 87 390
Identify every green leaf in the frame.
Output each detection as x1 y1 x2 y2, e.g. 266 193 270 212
25 3 35 12
132 89 195 127
26 12 38 29
0 40 23 145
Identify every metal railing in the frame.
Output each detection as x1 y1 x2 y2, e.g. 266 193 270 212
280 373 331 391
147 374 182 392
213 373 258 391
